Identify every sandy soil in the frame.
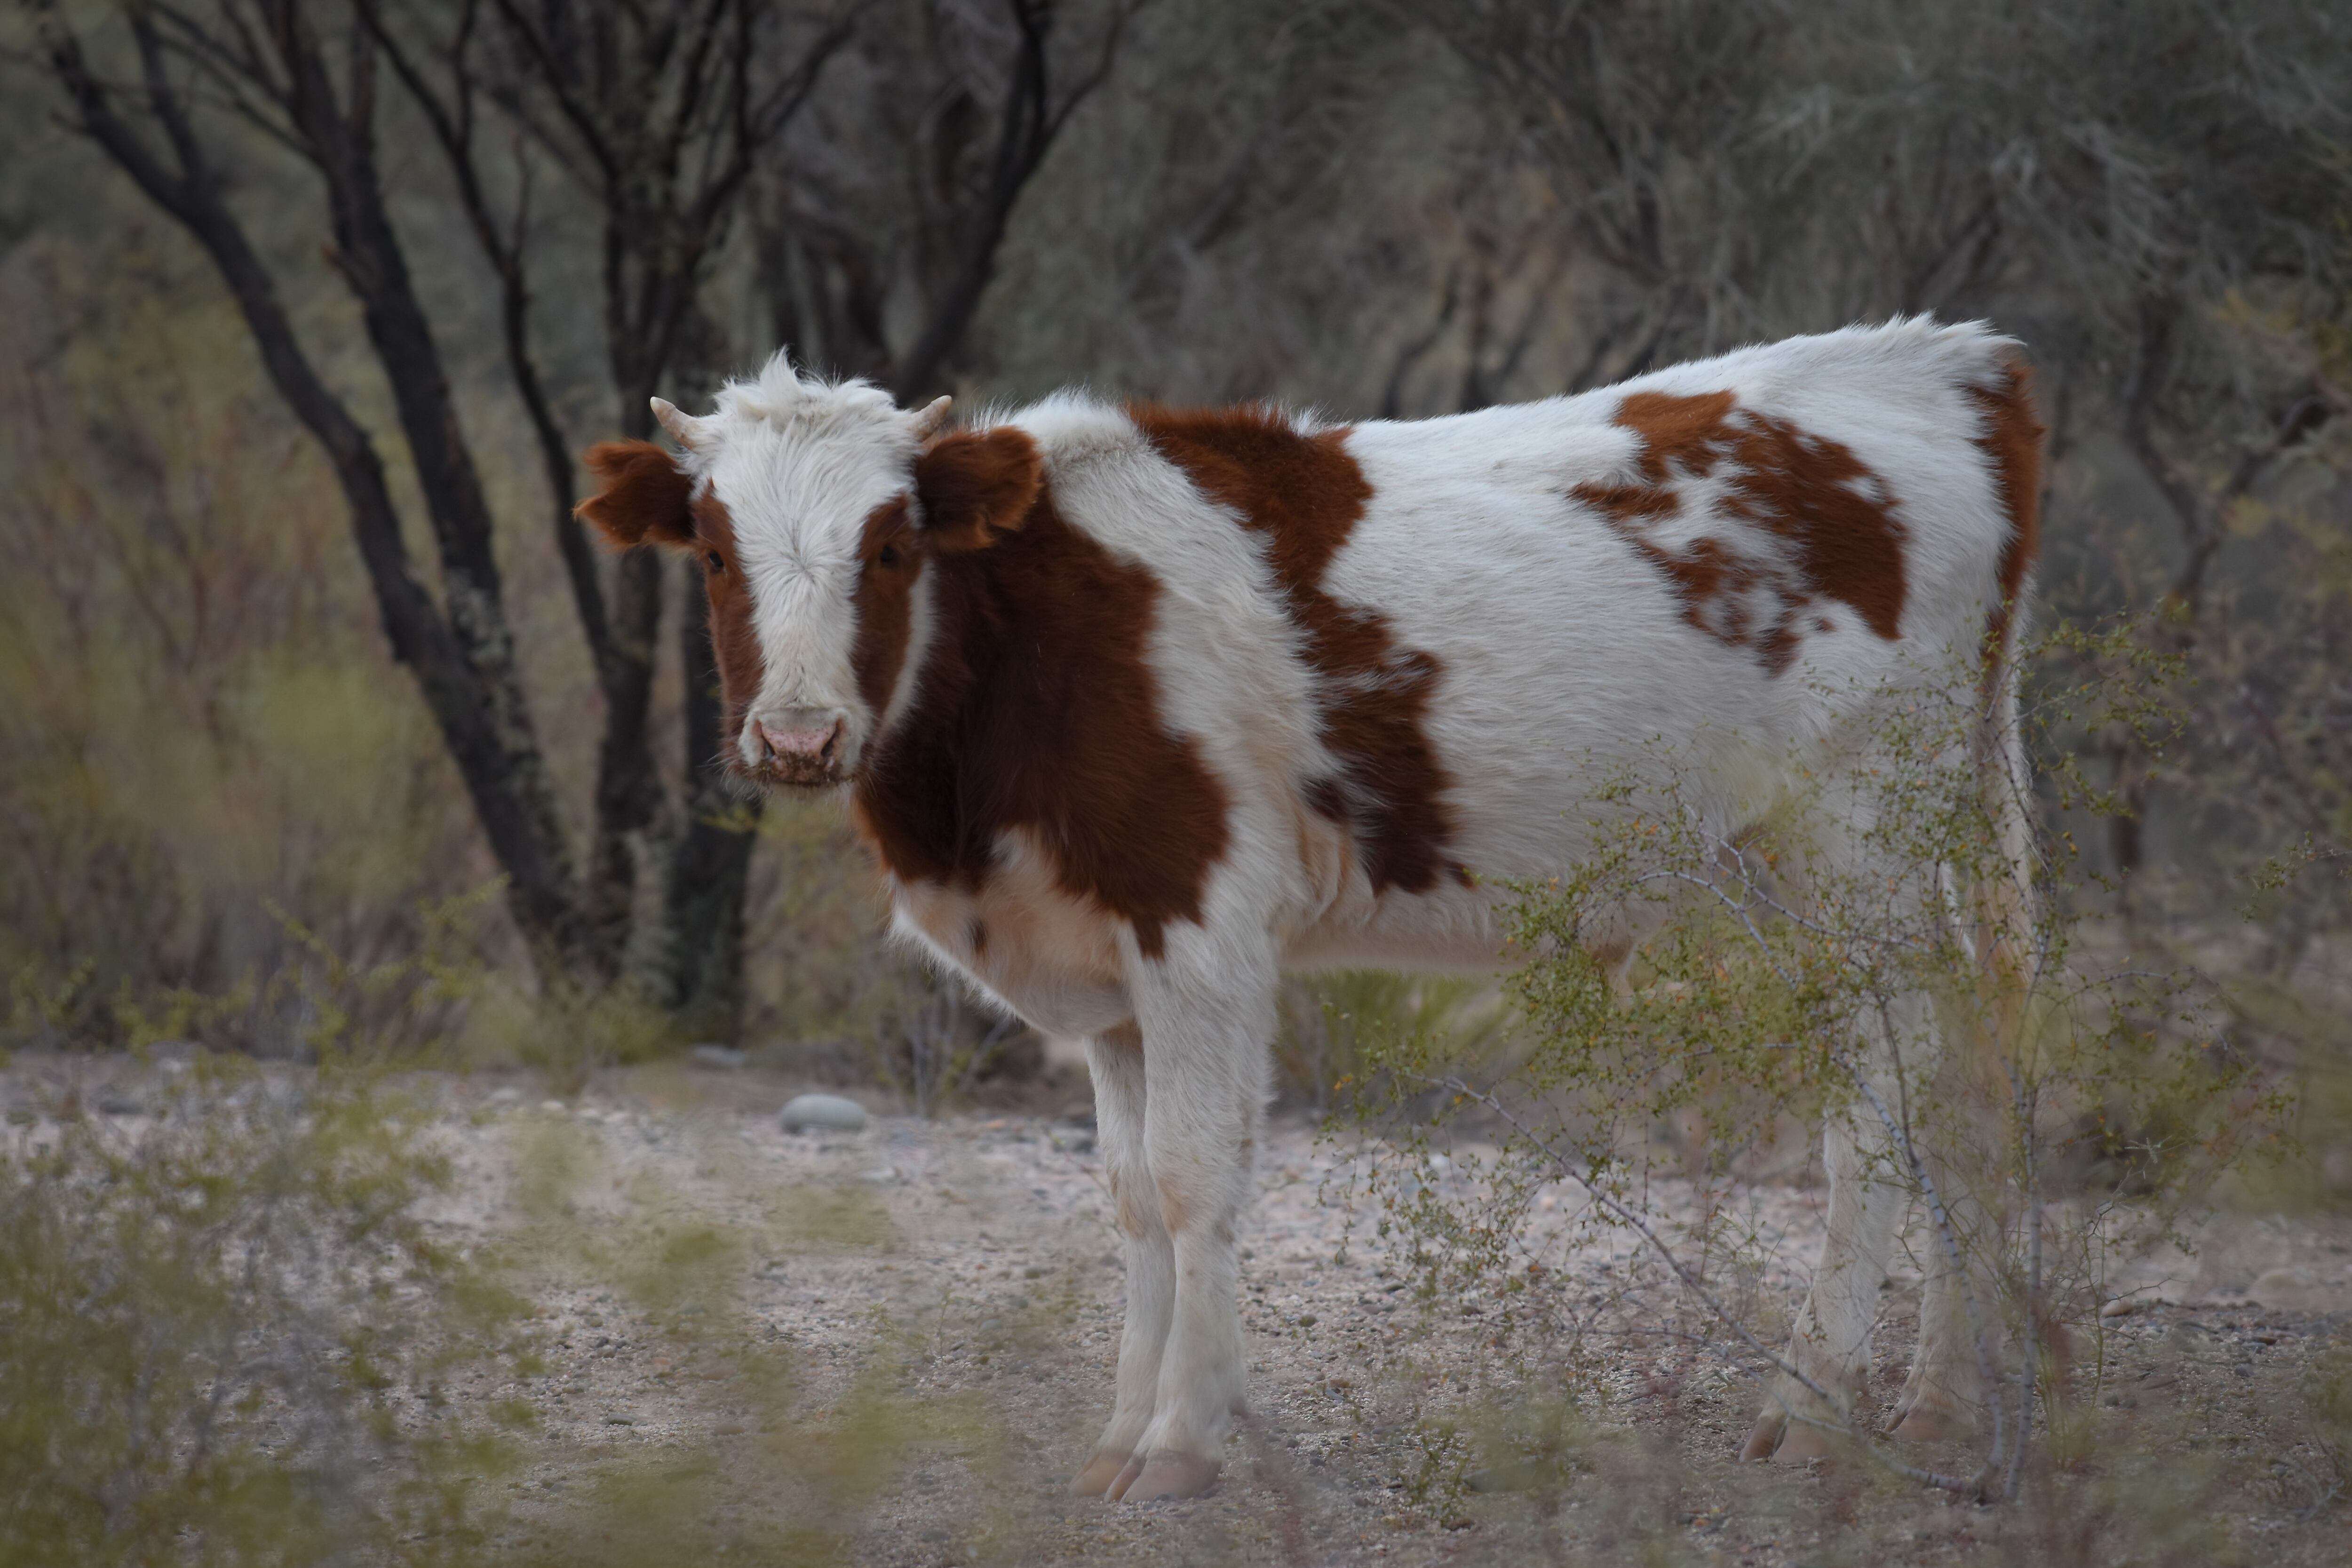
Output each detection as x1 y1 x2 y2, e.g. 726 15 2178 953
417 1062 2352 1566
11 1052 2351 1564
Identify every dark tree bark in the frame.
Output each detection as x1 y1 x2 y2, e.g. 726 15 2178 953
2106 295 2334 890
661 579 759 1039
474 0 850 1029
31 0 593 977
32 0 1126 1039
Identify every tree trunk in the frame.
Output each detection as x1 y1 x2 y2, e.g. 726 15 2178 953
33 0 594 979
659 576 763 1041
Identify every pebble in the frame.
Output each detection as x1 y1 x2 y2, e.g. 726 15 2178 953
689 1044 747 1070
781 1093 869 1134
2100 1298 2136 1318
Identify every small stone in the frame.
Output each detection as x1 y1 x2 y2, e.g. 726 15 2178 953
689 1044 747 1070
2099 1298 2135 1318
780 1094 868 1134
603 1414 635 1425
1296 1314 1318 1328
858 1165 898 1184
2249 1266 2325 1309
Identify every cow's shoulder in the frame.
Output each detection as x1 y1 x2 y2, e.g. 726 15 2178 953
850 418 1233 963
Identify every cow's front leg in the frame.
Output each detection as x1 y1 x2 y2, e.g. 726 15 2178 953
1116 940 1272 1502
1071 1022 1175 1497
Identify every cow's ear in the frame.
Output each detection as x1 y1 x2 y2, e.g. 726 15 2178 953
577 440 695 549
914 427 1042 554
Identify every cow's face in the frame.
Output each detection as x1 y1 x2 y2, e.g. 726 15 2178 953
576 355 1041 789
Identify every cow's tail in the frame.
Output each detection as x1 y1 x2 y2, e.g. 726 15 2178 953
1962 346 2047 1041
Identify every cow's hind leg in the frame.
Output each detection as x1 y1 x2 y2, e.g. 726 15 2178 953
1887 1138 1996 1442
1071 1023 1176 1497
1742 1115 1908 1462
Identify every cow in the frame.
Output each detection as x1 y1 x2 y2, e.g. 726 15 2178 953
575 316 2044 1500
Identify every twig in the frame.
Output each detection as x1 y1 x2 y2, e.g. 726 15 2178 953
1402 1072 1986 1493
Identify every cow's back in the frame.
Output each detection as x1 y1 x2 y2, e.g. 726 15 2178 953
1325 319 2027 899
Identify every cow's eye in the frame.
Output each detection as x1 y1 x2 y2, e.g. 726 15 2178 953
705 550 724 573
878 543 900 567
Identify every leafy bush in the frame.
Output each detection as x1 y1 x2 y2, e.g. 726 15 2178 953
1337 632 2292 1494
0 1058 526 1565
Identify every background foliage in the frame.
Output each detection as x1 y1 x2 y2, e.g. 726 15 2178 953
2 1 2351 1556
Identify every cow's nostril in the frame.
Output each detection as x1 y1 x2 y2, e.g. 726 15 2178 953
755 714 847 771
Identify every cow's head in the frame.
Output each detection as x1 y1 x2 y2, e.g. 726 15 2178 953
576 354 1041 788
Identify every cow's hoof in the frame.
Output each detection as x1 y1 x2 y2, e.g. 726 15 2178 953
1121 1451 1221 1501
1887 1403 1970 1444
1071 1452 1133 1497
1769 1418 1845 1464
1738 1409 1787 1462
1102 1453 1147 1500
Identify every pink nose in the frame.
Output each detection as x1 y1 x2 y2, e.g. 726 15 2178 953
758 716 842 764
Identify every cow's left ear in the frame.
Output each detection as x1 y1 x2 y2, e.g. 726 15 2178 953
577 440 695 549
914 427 1043 553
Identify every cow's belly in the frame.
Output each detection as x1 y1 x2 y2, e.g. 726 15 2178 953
1280 880 1512 973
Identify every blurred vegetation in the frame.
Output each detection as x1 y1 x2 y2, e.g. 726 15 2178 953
0 1057 513 1565
1338 635 2289 1485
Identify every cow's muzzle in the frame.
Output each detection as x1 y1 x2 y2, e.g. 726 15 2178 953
746 709 849 787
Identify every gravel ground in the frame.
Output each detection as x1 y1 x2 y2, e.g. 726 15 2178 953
421 1063 2352 1567
10 1052 2351 1564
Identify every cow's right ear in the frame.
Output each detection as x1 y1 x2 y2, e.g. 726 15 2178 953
914 427 1043 553
577 440 695 549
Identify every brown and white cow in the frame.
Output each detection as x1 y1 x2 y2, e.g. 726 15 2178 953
577 317 2043 1499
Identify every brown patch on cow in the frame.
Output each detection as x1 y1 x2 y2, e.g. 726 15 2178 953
850 478 1230 962
850 496 921 718
577 439 696 548
683 491 769 753
1132 404 1468 896
1574 391 1909 675
1966 353 2047 686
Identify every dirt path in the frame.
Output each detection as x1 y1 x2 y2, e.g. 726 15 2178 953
9 1052 2349 1564
415 1063 2352 1566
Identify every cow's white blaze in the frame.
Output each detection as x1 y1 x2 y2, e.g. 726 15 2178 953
658 357 936 775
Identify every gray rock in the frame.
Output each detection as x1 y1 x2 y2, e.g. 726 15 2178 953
780 1093 868 1134
689 1043 747 1070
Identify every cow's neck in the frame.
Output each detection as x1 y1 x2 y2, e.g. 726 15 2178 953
846 488 1232 956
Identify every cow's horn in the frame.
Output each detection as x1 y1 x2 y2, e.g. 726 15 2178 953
914 394 954 438
650 396 705 450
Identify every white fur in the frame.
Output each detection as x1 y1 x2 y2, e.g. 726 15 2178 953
666 354 933 769
699 320 2035 1491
